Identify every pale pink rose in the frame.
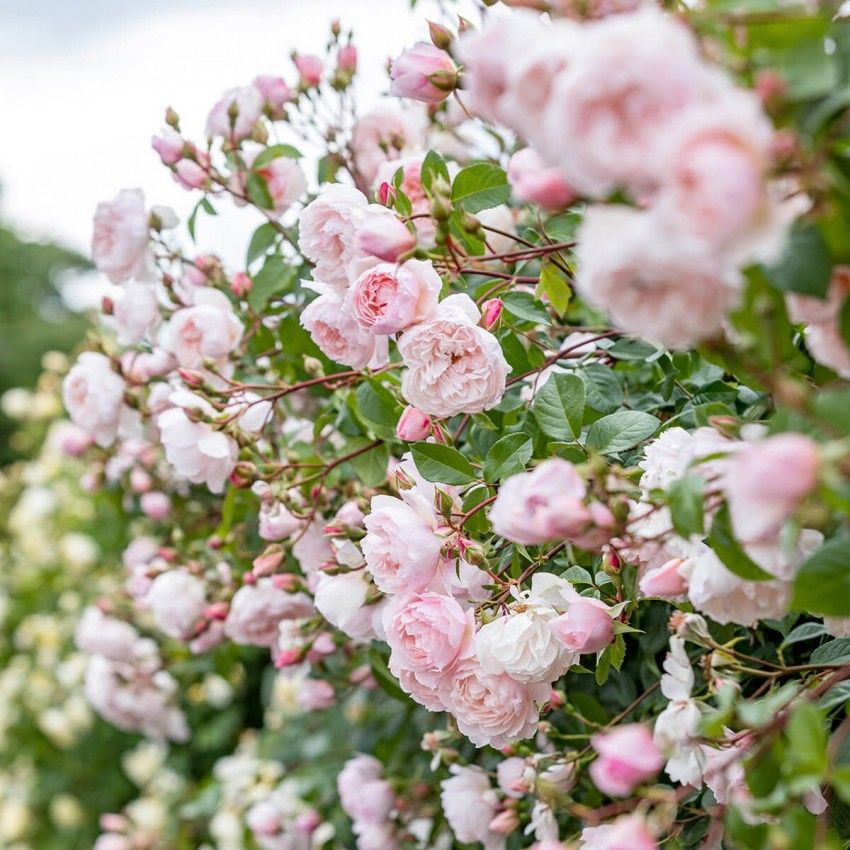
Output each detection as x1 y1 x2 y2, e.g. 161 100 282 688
457 13 547 126
225 580 314 647
294 53 323 86
156 391 238 493
351 105 425 186
542 8 711 197
113 281 160 346
151 127 185 165
76 607 139 662
373 155 435 245
314 570 381 642
355 822 399 850
475 605 574 685
300 290 387 369
259 499 302 541
296 678 335 710
396 406 431 441
63 352 127 448
489 459 608 547
355 206 416 262
497 757 528 799
397 294 508 417
206 85 264 141
345 259 441 335
576 205 740 349
439 657 549 749
722 433 820 544
299 184 371 289
121 348 175 383
92 189 151 283
639 558 689 599
146 570 207 640
550 598 615 654
385 592 473 698
579 815 657 850
440 766 506 850
140 491 171 521
508 147 574 210
390 43 457 104
253 75 291 114
251 156 308 216
174 154 211 191
50 420 94 456
338 755 395 823
655 91 784 265
362 493 443 594
589 724 663 797
161 289 243 369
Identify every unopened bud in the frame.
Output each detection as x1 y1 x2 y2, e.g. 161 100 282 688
481 298 503 329
101 296 114 315
165 106 180 129
428 20 453 50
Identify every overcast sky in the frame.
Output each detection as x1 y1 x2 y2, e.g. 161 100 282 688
0 0 478 271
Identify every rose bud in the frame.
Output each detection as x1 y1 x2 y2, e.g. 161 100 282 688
589 724 663 797
550 598 615 654
338 45 357 73
151 127 185 166
294 53 323 87
396 405 432 441
639 558 688 599
231 271 253 297
355 209 416 262
481 298 503 329
390 43 458 104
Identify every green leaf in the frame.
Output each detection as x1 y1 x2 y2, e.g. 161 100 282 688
501 291 551 325
792 538 850 616
246 222 278 266
483 433 533 481
367 648 414 705
248 255 296 310
251 143 303 168
411 442 477 485
585 410 659 454
817 680 850 712
355 380 400 430
538 261 571 317
706 505 774 582
420 149 450 191
785 702 828 781
811 638 850 666
532 373 585 441
348 440 390 488
246 171 274 210
839 295 850 349
609 338 658 361
581 364 623 415
668 474 705 538
451 162 510 213
765 221 832 298
780 622 827 649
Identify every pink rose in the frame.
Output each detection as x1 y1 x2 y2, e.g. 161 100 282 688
259 500 302 541
92 189 151 283
351 105 425 186
294 53 323 87
345 259 441 335
140 491 171 521
397 294 508 418
355 207 416 262
542 8 711 197
50 421 94 457
296 678 335 710
439 657 549 749
440 766 505 850
396 406 431 441
497 757 528 799
551 598 615 654
206 85 264 141
722 433 820 544
385 592 474 694
63 352 127 448
337 755 395 823
362 494 443 594
113 281 160 346
639 558 689 599
508 147 574 210
253 74 291 115
300 290 388 369
390 43 458 104
246 154 307 216
576 205 740 349
299 183 371 289
579 815 657 850
146 570 207 640
225 580 314 647
161 288 243 369
589 724 664 797
76 607 139 662
151 127 184 165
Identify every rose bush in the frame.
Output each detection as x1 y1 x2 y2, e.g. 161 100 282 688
9 1 850 848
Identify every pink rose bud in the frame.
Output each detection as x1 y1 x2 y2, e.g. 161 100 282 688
296 810 322 835
101 295 114 315
294 53 323 86
580 815 658 850
396 406 432 441
550 598 615 655
376 181 395 206
274 648 302 668
508 147 575 211
253 549 284 575
231 271 253 296
390 43 458 104
140 491 171 521
174 157 210 191
271 573 299 591
57 424 93 457
204 602 229 620
355 211 416 262
589 724 664 797
130 467 152 493
337 45 358 73
177 368 204 387
639 558 688 599
151 128 185 166
481 298 503 329
99 814 128 832
253 75 291 111
489 810 520 835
